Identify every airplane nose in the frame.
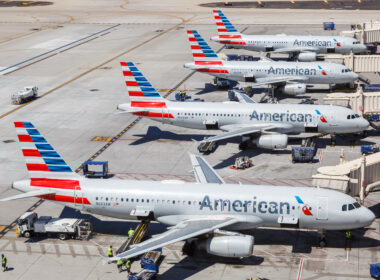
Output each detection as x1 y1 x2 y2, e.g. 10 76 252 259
361 118 370 129
362 208 376 226
352 72 359 80
210 36 219 42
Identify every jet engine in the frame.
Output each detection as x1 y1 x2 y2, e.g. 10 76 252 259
202 235 254 258
296 52 317 62
254 134 288 149
279 84 306 96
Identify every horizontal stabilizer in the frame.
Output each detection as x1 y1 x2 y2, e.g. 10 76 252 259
0 189 55 202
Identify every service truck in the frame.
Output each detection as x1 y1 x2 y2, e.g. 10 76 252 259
11 86 38 104
16 212 92 240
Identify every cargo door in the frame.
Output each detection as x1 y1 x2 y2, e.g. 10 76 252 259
317 197 328 220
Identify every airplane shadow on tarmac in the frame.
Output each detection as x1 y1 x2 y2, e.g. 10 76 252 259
130 126 214 146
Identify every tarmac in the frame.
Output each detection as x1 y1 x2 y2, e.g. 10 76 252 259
0 0 379 279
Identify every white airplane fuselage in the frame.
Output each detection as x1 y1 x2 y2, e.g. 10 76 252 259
211 34 367 54
120 102 369 134
13 178 375 231
184 60 358 85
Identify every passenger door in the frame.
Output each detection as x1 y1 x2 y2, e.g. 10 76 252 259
317 197 328 220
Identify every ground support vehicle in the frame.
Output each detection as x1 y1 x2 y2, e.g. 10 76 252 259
11 86 38 104
16 212 92 240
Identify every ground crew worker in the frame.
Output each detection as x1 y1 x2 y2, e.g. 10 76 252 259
1 254 7 272
125 259 131 275
128 228 135 237
345 230 352 250
117 258 123 273
107 245 113 258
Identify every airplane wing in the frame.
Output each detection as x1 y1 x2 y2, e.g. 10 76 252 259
0 189 55 202
234 90 256 104
199 124 277 144
271 47 319 54
189 154 225 184
249 76 308 87
106 216 239 262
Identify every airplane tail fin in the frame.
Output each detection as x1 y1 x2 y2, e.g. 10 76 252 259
187 30 221 62
213 10 241 36
14 122 80 179
212 10 245 46
120 62 167 102
119 62 172 118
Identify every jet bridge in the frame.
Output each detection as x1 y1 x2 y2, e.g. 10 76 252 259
312 151 380 202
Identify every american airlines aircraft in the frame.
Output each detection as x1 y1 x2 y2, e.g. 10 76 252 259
1 122 375 261
184 30 359 95
211 10 367 61
117 62 368 150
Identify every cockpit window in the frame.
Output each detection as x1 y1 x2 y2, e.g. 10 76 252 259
353 202 361 208
342 204 347 211
348 204 355 210
347 115 351 119
355 114 360 118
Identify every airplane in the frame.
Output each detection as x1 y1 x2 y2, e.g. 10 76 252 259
0 122 375 262
117 62 368 150
210 10 367 61
184 30 359 95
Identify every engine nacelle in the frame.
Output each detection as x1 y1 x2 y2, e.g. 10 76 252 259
279 84 306 96
255 134 288 149
205 235 254 258
296 52 317 62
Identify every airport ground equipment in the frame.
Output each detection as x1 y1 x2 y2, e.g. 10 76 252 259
197 141 218 154
16 212 92 240
361 84 380 92
232 156 253 169
213 77 232 89
361 145 380 155
82 161 108 178
323 22 335 30
116 221 150 255
11 86 38 104
129 248 162 280
370 262 380 279
291 147 315 163
175 92 190 102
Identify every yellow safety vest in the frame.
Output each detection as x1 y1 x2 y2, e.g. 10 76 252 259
117 259 123 266
126 260 131 268
107 248 113 256
128 230 135 236
2 256 6 264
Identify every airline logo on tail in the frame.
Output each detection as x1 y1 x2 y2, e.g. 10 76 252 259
295 196 313 216
120 62 174 119
187 30 219 59
14 121 90 205
15 122 74 174
315 109 327 123
212 10 245 45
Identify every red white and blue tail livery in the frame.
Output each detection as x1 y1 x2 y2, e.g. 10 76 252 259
212 10 245 46
119 62 174 119
15 122 79 179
